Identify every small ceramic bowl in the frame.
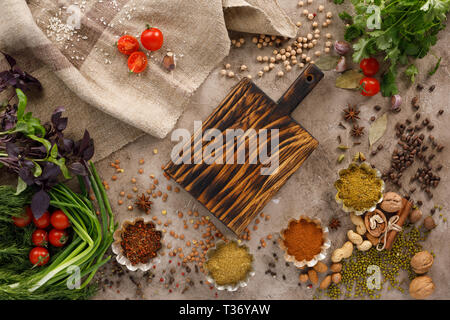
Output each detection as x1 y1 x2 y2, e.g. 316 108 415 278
334 161 385 216
279 215 331 268
111 217 163 272
204 240 255 292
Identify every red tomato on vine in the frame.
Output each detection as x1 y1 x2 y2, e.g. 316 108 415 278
140 25 164 51
360 58 379 76
359 77 380 96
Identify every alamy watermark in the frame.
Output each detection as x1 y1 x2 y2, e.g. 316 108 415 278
170 121 280 175
66 265 81 290
366 265 381 290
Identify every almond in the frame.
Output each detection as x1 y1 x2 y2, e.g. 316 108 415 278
313 261 328 273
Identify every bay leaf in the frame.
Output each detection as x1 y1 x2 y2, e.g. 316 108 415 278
315 55 340 71
335 69 365 89
369 113 387 146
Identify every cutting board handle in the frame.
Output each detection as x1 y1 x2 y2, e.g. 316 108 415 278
276 63 324 116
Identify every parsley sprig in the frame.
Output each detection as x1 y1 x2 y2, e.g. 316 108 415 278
337 0 449 96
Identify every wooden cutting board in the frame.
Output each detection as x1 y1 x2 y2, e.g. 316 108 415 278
164 64 324 235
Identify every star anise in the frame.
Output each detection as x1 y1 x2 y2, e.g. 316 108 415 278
343 105 360 122
135 193 152 214
351 124 365 137
329 217 341 231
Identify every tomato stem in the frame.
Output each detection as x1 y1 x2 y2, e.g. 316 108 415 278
146 24 152 30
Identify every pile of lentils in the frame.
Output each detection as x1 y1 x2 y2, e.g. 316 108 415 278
314 225 429 300
382 89 444 200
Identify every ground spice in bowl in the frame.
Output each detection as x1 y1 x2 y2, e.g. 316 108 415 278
335 162 384 213
120 220 162 265
281 218 324 262
205 241 253 287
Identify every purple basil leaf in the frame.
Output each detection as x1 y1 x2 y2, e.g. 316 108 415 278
40 163 61 180
5 142 19 158
31 189 50 219
82 143 94 161
1 52 16 68
21 160 35 169
79 130 90 153
18 167 34 185
69 162 87 175
56 117 68 131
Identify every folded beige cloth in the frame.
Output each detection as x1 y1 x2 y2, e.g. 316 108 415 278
0 0 295 158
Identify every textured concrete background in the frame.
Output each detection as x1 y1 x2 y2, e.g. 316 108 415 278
91 0 449 300
2 0 448 300
90 0 450 300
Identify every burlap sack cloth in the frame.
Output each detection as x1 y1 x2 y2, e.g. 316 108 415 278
0 0 296 160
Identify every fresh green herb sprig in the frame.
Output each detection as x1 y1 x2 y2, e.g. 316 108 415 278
336 0 449 96
0 162 116 300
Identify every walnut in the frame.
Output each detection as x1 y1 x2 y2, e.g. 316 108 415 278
409 208 422 223
423 216 436 230
364 209 386 237
365 232 380 246
411 251 434 274
409 275 435 299
380 192 403 212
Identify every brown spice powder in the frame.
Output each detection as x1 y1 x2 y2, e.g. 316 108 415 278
283 219 323 262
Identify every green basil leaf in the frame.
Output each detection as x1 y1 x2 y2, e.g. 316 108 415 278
50 144 58 159
15 177 28 195
28 134 52 153
15 89 27 121
49 157 71 179
32 160 42 177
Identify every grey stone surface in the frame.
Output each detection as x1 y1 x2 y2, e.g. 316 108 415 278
93 0 449 301
92 0 449 298
3 0 449 300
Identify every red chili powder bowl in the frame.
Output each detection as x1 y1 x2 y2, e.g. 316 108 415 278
282 218 324 262
120 220 162 265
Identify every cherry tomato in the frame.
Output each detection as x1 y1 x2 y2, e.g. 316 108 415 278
32 211 50 229
29 247 50 266
49 229 69 247
359 77 380 97
117 35 140 55
127 51 148 73
360 58 379 76
50 210 70 230
32 229 48 247
13 206 33 228
140 26 163 51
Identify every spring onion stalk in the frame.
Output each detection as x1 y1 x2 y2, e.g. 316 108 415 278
1 162 116 298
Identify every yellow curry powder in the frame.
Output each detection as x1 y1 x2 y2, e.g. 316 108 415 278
205 241 252 286
335 164 382 211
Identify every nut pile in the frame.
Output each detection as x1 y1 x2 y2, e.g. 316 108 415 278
315 225 430 300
